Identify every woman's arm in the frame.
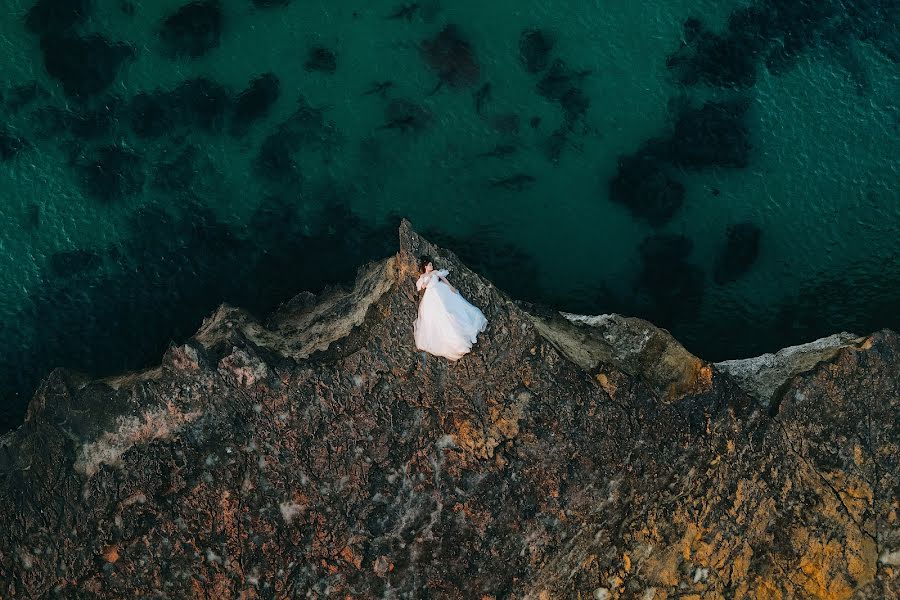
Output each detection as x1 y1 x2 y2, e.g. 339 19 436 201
438 274 458 294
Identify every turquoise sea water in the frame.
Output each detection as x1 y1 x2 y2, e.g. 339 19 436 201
0 0 897 430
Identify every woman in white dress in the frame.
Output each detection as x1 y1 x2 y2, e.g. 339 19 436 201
414 255 488 360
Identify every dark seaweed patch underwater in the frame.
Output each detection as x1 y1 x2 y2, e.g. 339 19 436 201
0 0 897 431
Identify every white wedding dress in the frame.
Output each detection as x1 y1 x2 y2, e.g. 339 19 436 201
414 269 487 360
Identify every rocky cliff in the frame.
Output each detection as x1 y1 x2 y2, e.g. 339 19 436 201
1 222 897 599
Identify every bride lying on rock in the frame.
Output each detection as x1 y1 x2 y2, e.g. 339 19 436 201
414 255 487 360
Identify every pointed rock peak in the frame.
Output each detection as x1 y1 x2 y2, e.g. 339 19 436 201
397 219 452 279
397 220 503 319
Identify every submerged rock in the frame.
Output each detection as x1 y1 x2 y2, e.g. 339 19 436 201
130 77 231 138
536 58 589 101
159 0 223 58
304 46 337 73
78 144 144 203
473 81 492 114
4 82 49 113
25 0 92 36
536 59 592 124
151 145 199 192
34 97 124 141
253 97 335 184
0 129 29 161
48 249 103 277
519 28 554 73
254 129 301 183
665 0 894 88
714 221 762 284
666 16 761 88
490 112 521 135
231 72 280 135
0 222 897 598
609 152 685 226
608 98 751 226
420 24 480 89
24 203 41 230
489 172 536 191
541 126 567 164
386 3 419 21
174 77 230 130
40 34 134 98
634 233 705 326
668 99 751 168
380 98 432 133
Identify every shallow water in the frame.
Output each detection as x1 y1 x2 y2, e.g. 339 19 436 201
0 0 897 431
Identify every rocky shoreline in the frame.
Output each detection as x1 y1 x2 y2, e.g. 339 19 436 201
1 222 897 598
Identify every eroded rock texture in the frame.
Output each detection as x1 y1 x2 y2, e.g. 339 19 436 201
0 222 898 598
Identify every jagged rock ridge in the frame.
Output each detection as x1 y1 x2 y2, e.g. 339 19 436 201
1 222 898 598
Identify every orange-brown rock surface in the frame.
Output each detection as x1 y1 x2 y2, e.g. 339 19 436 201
1 222 897 598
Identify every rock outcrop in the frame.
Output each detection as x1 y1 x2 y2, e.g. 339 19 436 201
1 222 898 598
713 333 867 411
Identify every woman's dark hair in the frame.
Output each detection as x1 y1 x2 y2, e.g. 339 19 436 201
419 255 434 273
